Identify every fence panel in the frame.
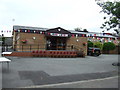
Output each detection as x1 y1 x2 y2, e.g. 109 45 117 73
1 44 80 52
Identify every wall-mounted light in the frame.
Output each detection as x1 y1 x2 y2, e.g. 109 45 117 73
33 37 36 40
76 39 79 42
76 34 78 38
58 29 61 31
25 30 27 32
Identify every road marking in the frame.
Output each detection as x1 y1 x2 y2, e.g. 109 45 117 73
22 76 119 88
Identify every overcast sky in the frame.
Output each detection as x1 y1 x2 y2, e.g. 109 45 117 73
0 0 115 36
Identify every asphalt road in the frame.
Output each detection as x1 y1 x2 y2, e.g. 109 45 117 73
2 54 119 88
27 76 118 88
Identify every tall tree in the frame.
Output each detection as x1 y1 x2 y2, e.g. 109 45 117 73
75 27 82 32
83 29 88 32
96 0 120 34
75 27 88 32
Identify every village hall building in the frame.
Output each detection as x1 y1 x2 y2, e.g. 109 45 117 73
13 25 87 55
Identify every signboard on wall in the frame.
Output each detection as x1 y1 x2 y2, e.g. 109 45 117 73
49 33 69 37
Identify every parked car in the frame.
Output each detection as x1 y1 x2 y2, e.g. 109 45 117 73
87 47 101 56
112 62 120 66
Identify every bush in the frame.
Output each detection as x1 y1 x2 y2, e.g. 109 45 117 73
93 42 103 50
103 42 116 51
87 41 93 47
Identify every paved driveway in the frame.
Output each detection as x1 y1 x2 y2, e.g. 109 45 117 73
2 54 119 88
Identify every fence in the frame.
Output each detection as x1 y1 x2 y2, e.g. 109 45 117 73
102 45 120 54
1 44 82 52
1 45 13 52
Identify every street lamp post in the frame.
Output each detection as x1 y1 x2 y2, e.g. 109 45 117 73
1 34 5 53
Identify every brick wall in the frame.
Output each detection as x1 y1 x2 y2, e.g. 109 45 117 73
102 46 120 54
3 51 80 57
4 52 32 57
13 32 87 55
66 37 87 55
15 33 46 51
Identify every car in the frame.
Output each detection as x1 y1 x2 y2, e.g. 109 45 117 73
112 62 120 66
87 47 101 56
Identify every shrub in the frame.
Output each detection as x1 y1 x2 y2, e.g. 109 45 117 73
87 41 93 47
103 42 116 51
93 42 103 50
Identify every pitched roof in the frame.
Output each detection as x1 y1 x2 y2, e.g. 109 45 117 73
13 25 87 34
13 25 48 31
68 30 87 34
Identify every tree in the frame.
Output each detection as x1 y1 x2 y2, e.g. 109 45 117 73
102 42 116 53
75 27 88 32
87 41 94 47
96 0 120 34
83 29 88 32
75 27 82 32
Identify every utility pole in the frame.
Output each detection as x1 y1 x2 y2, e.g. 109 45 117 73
1 34 5 53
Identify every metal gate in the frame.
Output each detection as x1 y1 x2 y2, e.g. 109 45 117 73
1 45 13 52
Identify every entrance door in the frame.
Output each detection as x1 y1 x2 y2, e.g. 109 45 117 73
56 38 66 50
46 37 67 50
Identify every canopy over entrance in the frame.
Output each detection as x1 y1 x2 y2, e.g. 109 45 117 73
45 27 71 38
45 27 71 50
